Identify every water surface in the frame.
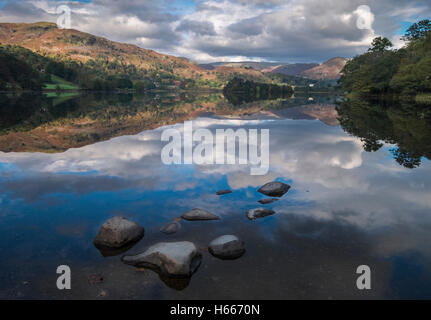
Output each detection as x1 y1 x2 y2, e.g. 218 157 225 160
0 93 430 299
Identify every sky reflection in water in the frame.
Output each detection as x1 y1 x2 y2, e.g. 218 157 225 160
0 102 431 299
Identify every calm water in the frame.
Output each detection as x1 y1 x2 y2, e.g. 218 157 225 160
0 93 431 299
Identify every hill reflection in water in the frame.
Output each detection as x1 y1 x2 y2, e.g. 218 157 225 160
0 93 431 299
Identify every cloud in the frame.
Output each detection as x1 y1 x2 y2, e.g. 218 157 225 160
0 0 430 61
176 19 217 35
2 114 431 236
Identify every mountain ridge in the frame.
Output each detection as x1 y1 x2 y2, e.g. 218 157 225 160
0 22 267 88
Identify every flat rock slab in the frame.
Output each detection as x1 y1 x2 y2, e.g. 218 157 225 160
208 235 245 260
246 208 276 220
160 221 181 235
258 181 291 197
216 190 233 195
258 198 279 205
181 208 220 221
122 241 202 278
93 216 144 249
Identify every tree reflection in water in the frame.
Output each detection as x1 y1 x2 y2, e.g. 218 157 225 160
337 98 431 169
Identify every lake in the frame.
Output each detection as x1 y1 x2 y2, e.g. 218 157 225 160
0 92 431 299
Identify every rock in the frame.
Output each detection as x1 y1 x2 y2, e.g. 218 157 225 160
258 181 291 197
246 208 276 220
93 216 144 249
208 235 245 260
160 221 181 235
216 189 232 195
258 198 279 205
181 208 220 221
122 241 202 278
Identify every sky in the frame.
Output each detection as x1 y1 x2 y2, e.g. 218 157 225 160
0 0 430 63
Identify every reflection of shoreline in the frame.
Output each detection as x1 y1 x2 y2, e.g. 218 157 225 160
0 93 338 153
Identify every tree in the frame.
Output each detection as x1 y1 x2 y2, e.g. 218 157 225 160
402 19 431 41
368 37 393 53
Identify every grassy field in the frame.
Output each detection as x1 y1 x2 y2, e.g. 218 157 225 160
44 75 80 90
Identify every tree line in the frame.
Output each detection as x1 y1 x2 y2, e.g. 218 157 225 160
223 77 293 105
338 19 431 96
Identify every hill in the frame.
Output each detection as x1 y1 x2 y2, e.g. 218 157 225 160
268 63 319 76
199 61 281 71
301 58 347 80
0 22 267 90
201 60 345 80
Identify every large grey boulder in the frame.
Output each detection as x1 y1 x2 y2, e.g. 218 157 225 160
122 241 202 277
181 208 220 221
93 216 144 249
246 208 276 220
208 235 245 260
258 181 291 197
160 221 181 235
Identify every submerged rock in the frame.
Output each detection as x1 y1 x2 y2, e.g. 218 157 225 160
88 273 104 285
258 181 291 197
160 221 181 235
258 198 279 205
208 235 245 260
181 208 220 221
216 189 233 195
93 216 144 249
246 208 276 220
122 241 202 277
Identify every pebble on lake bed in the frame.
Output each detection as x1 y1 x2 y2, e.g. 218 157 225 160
246 208 276 220
93 216 144 249
208 235 245 260
181 208 220 221
258 181 291 197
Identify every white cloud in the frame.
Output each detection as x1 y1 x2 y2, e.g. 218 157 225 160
0 0 430 61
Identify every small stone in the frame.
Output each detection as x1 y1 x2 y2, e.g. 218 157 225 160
216 189 232 195
246 208 276 220
160 221 181 235
181 208 220 221
258 181 291 197
208 235 245 260
258 198 279 205
93 216 144 249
